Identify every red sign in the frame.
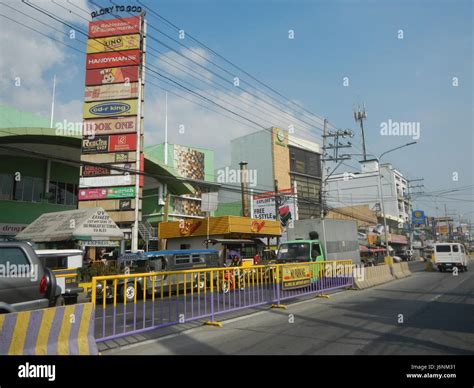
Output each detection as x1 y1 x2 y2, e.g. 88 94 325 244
85 66 139 86
88 16 140 38
108 134 137 152
83 117 137 135
86 50 140 70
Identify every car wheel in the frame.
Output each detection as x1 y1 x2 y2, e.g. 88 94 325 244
120 283 136 303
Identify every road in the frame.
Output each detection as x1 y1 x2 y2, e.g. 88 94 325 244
104 261 474 355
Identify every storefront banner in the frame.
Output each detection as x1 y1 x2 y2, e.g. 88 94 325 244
85 66 139 86
83 99 138 119
80 175 136 188
84 82 139 102
282 265 312 290
86 34 141 54
83 117 138 135
86 50 140 70
78 186 136 201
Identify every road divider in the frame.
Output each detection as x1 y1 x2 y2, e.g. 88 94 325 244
353 264 394 289
0 303 98 355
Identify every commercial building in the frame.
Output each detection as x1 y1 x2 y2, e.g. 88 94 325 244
326 159 412 229
215 127 322 220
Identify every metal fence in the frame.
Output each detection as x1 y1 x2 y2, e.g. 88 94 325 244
91 260 353 342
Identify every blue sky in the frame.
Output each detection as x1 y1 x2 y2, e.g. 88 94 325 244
0 0 472 221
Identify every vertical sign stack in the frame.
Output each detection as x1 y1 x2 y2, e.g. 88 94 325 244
79 16 146 235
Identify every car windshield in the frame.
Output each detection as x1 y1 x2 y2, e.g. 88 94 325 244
277 243 310 261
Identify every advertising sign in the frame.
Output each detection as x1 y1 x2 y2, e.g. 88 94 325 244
88 16 140 38
81 163 135 177
81 152 137 164
85 66 139 86
78 186 136 201
84 82 139 102
83 117 138 135
253 189 296 227
82 136 109 154
76 198 137 211
86 34 141 54
86 50 141 69
412 210 426 225
0 223 28 236
108 133 137 152
83 99 138 119
80 175 136 188
281 265 311 290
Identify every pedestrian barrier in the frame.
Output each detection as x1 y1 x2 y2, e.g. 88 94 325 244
353 264 394 289
391 263 409 279
91 260 353 342
0 303 98 355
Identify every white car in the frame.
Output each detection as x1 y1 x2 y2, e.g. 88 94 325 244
434 243 469 272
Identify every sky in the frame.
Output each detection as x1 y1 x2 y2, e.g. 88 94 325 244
0 0 472 222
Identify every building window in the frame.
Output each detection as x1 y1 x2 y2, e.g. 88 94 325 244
0 174 13 200
289 146 321 178
48 181 77 205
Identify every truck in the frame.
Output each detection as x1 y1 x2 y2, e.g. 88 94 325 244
434 243 469 272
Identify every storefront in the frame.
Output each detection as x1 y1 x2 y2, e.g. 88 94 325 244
15 207 124 261
158 216 281 263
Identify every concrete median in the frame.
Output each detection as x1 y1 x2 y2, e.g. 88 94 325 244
391 263 409 279
353 264 395 289
0 303 98 355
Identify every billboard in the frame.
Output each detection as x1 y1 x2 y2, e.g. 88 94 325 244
412 210 426 225
80 175 136 188
83 117 138 135
108 134 137 152
84 82 139 102
81 163 135 177
78 186 136 201
83 99 138 119
88 16 141 38
86 50 141 69
86 34 141 54
85 66 139 86
76 198 139 211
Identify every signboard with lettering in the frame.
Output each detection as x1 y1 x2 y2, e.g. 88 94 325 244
87 34 141 54
86 50 141 70
83 117 138 136
281 265 311 290
82 136 109 154
81 163 135 177
108 133 137 152
83 99 138 119
81 152 137 164
84 82 139 102
78 186 136 201
85 66 140 86
80 175 136 188
88 16 141 38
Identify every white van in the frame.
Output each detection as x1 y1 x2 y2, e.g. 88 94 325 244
434 243 469 272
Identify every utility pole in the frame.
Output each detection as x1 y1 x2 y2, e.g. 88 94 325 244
274 179 280 247
354 104 368 162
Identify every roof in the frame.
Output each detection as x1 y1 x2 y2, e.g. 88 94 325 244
0 125 192 196
16 207 124 242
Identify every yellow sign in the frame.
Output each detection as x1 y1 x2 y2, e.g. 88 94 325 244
83 99 138 119
86 34 141 54
281 264 311 290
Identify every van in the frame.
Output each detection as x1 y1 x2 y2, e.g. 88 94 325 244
434 243 469 272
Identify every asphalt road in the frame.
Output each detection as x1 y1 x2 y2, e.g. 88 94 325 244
104 260 474 355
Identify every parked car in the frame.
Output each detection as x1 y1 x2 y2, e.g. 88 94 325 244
35 249 84 305
0 241 61 313
434 243 469 272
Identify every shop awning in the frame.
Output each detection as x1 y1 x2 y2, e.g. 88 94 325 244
16 207 124 242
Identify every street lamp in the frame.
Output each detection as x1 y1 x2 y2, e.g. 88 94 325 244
349 141 417 259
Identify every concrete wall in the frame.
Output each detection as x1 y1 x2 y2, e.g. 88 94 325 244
288 219 361 263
